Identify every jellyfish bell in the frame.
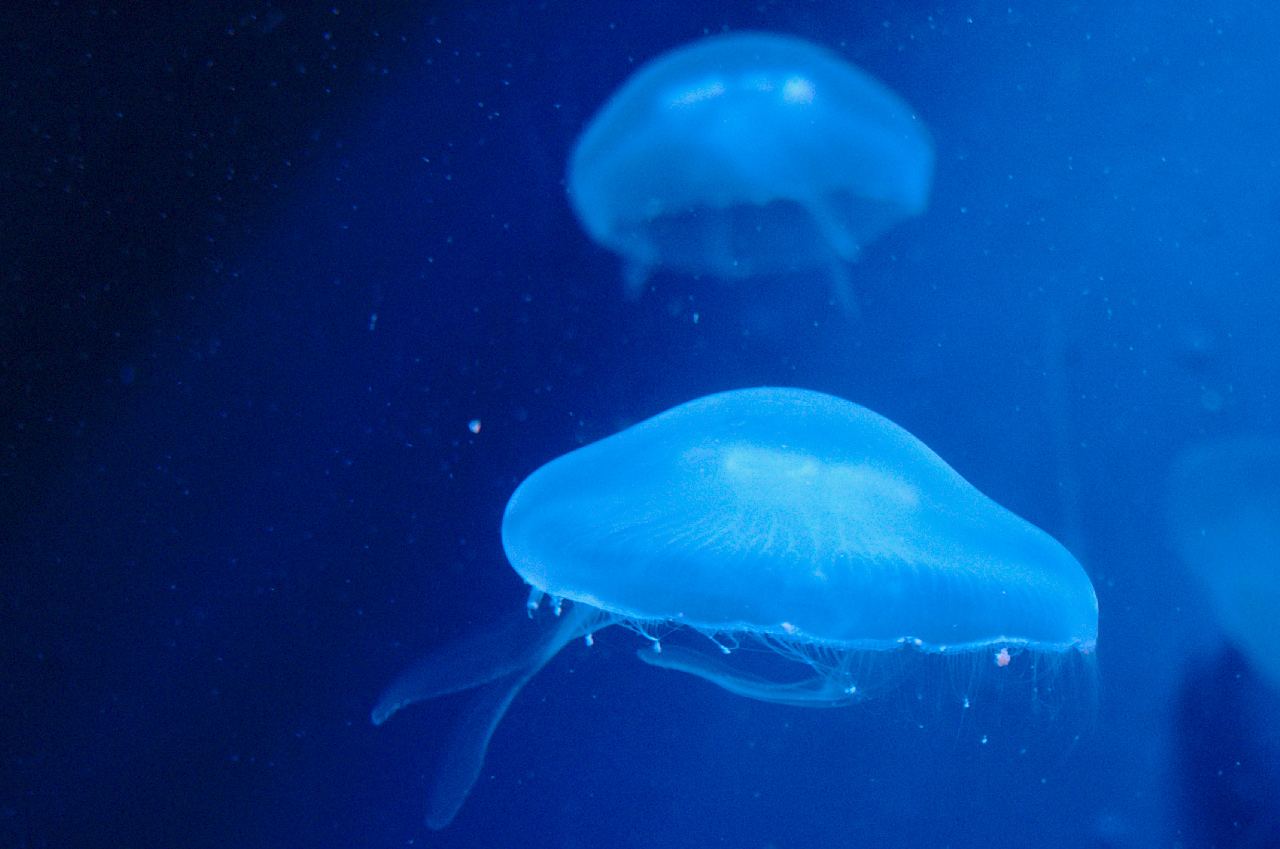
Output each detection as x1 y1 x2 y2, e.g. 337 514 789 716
373 387 1097 828
566 32 934 308
505 388 1095 655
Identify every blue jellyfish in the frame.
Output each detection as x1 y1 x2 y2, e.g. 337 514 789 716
373 388 1097 828
1168 438 1280 693
566 33 934 307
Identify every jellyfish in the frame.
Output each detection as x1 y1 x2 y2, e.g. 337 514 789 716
373 387 1097 829
1168 438 1280 693
566 33 934 308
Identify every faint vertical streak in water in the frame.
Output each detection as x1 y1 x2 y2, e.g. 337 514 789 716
1044 312 1085 562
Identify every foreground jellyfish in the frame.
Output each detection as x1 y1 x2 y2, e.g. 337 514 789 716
566 33 934 307
373 387 1097 828
1168 438 1280 693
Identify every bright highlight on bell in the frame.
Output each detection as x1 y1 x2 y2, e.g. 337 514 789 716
373 387 1098 829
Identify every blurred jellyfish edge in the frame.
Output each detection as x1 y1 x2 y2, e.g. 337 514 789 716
1167 437 1280 696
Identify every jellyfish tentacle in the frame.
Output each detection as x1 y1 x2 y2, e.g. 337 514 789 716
424 657 542 830
372 617 541 726
636 643 866 707
802 194 861 263
827 257 861 320
374 603 617 830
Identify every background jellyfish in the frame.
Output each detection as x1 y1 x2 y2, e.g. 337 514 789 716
566 33 934 307
1167 440 1280 843
374 387 1098 828
1167 438 1280 693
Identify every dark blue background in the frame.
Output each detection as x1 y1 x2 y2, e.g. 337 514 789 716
4 2 1278 846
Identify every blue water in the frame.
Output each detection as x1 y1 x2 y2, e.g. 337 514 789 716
7 2 1280 847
